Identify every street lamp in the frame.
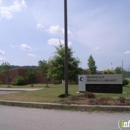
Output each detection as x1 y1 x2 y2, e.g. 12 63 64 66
64 0 68 96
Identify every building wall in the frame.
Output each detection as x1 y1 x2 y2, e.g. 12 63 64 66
0 68 53 84
0 74 6 84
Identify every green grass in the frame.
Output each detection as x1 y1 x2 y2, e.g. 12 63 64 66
0 84 78 103
0 83 130 103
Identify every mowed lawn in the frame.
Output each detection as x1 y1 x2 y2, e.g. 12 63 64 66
0 84 78 103
0 83 129 103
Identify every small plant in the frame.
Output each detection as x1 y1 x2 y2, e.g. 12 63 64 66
84 92 96 98
119 97 126 103
123 79 129 86
68 95 79 101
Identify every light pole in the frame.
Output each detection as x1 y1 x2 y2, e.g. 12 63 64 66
64 0 68 96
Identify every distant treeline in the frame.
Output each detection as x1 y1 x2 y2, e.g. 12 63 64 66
0 65 38 70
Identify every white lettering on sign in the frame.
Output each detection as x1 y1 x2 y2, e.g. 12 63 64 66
86 74 122 84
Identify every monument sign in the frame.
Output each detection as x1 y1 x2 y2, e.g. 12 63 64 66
78 74 122 93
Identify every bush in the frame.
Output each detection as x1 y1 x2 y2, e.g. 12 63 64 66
123 79 129 86
0 81 2 85
12 76 26 85
84 92 96 98
119 97 126 103
102 69 114 74
53 81 62 84
68 95 79 101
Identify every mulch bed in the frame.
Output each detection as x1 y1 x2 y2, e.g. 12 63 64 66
60 95 130 106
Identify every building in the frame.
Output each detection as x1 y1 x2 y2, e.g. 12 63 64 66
0 68 53 84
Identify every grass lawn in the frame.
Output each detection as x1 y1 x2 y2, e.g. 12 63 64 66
0 84 78 103
0 83 129 103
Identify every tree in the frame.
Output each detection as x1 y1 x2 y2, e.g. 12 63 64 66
47 43 82 83
26 70 37 87
102 69 114 74
114 66 122 74
38 60 49 87
87 55 97 74
0 62 10 87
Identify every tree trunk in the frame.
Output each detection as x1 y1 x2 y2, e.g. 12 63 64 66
45 77 48 87
7 74 10 88
31 80 34 87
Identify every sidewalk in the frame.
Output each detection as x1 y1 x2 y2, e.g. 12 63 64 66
0 88 44 91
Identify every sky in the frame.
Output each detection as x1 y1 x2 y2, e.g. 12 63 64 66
0 0 130 71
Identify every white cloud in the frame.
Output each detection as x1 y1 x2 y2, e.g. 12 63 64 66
0 0 2 4
0 57 4 62
27 53 36 58
0 0 27 19
124 51 130 54
20 44 31 50
47 38 72 47
10 44 18 48
47 25 72 35
94 47 100 51
0 50 5 55
1 9 12 19
36 22 44 30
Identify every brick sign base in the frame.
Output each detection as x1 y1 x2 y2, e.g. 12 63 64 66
86 84 122 93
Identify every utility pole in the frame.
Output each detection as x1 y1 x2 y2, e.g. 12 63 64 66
64 0 68 96
111 62 113 70
122 61 124 79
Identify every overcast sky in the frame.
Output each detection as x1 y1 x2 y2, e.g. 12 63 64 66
0 0 130 71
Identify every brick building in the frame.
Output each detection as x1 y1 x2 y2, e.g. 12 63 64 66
0 68 53 84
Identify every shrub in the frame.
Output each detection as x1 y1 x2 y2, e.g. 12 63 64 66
68 95 79 101
119 97 126 103
123 79 129 86
12 76 26 85
0 82 1 85
102 69 114 74
84 92 96 98
53 81 61 84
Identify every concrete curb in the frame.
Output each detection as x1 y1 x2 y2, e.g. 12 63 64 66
0 100 130 112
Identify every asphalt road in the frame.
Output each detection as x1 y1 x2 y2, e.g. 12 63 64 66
0 105 130 130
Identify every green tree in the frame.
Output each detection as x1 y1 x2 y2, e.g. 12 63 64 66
38 60 49 87
102 69 114 74
26 70 37 87
0 62 10 87
114 66 122 74
87 55 97 74
48 43 82 83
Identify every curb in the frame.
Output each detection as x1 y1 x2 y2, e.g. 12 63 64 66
0 100 130 112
